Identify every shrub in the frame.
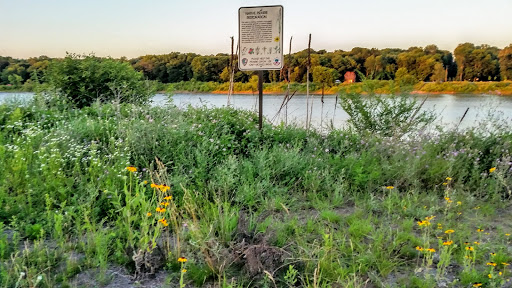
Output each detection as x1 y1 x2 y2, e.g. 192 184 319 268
45 53 154 108
338 81 436 137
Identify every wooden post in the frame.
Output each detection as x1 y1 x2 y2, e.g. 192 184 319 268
228 36 235 105
258 70 263 130
306 33 312 130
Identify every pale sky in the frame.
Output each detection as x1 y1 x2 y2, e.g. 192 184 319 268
1 0 511 59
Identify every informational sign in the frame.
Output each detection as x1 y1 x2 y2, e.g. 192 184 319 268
238 5 283 71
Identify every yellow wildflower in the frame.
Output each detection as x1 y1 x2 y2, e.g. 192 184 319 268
126 166 137 172
147 212 152 217
474 206 480 209
490 253 496 256
182 269 187 273
426 248 436 253
446 177 452 181
156 207 166 213
443 240 453 246
473 284 482 287
489 167 496 173
486 262 497 266
160 184 170 192
417 220 431 227
164 195 172 200
442 182 448 186
466 246 474 251
506 233 510 236
445 229 455 234
425 215 436 221
158 218 168 226
502 262 510 266
386 186 394 190
477 228 484 232
415 246 423 251
457 201 462 206
488 274 492 279
160 202 170 207
474 241 480 245
178 257 187 263
151 183 158 188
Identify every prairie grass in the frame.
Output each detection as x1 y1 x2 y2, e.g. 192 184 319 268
0 97 511 287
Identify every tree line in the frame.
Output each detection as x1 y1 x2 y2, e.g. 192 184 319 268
1 43 512 88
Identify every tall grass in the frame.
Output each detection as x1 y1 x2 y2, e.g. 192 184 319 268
0 97 511 287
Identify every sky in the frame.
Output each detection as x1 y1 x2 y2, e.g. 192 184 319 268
1 0 511 59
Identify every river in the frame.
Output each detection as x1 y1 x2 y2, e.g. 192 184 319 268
2 92 512 130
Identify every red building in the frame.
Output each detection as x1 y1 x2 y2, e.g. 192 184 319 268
344 71 356 83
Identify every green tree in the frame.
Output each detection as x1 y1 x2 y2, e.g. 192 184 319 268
498 44 512 80
454 43 475 81
312 66 338 96
7 74 22 87
331 53 357 80
1 63 29 85
470 45 500 81
191 55 229 82
395 68 417 86
131 52 198 83
27 56 50 83
45 53 153 108
364 55 377 78
430 63 445 83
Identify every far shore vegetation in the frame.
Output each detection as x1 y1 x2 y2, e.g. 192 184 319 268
2 80 512 96
2 42 512 95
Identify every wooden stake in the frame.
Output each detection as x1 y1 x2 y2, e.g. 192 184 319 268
286 36 293 125
228 36 235 105
258 70 263 130
306 33 311 130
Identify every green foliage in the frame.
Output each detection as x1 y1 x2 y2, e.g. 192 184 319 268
45 53 154 108
395 67 418 86
191 55 229 82
338 83 437 136
498 44 512 81
455 43 501 81
312 66 339 88
0 98 511 287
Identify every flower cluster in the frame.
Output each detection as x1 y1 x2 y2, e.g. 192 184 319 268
417 215 435 227
151 183 170 192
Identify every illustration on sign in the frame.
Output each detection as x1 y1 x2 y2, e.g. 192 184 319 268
238 5 283 71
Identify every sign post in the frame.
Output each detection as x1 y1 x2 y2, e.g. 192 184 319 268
238 5 283 130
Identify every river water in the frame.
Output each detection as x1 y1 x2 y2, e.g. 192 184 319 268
2 92 512 130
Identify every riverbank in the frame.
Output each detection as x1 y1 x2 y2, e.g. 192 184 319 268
169 80 512 95
1 99 511 287
3 81 512 95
